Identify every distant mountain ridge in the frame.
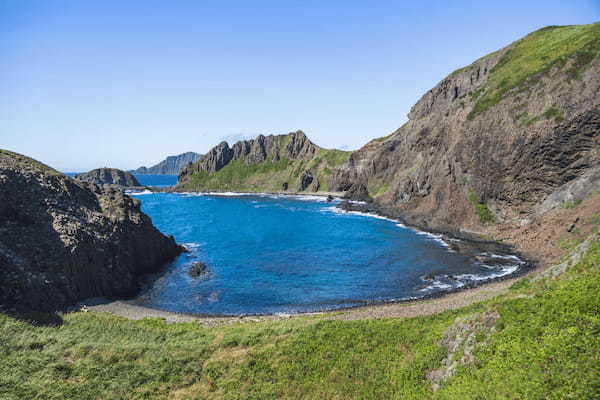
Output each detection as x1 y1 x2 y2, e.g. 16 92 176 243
131 152 201 175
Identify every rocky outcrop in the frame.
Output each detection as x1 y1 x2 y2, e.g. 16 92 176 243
180 131 317 176
330 23 600 231
131 152 201 175
176 131 336 192
75 168 141 188
0 150 184 312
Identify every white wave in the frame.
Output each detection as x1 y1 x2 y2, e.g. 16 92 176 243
182 242 201 251
127 189 153 195
478 252 525 262
174 191 340 202
322 207 398 223
454 264 520 282
419 279 454 291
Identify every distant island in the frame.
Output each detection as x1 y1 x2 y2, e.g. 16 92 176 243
75 168 142 188
131 152 201 175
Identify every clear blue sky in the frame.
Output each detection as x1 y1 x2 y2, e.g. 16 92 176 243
1 1 599 171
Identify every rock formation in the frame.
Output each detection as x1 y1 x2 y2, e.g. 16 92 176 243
131 152 201 175
75 168 141 188
177 131 350 192
0 150 184 312
330 22 600 231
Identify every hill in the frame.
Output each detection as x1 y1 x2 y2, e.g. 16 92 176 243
176 131 351 193
74 168 141 187
131 152 202 175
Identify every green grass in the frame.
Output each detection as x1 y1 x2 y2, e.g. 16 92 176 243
560 199 582 209
468 189 496 224
467 22 600 120
1 233 598 399
543 105 564 121
367 178 391 198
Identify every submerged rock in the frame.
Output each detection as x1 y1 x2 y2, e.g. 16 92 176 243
0 149 184 312
188 262 208 278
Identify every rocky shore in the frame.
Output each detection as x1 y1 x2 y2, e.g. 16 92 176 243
0 150 184 312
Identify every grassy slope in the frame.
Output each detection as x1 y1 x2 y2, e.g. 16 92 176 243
1 222 598 399
179 148 351 193
467 22 600 119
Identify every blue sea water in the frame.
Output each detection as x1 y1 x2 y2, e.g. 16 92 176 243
65 172 178 187
130 192 525 315
133 174 178 187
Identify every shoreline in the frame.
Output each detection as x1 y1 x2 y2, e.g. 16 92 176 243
76 188 538 323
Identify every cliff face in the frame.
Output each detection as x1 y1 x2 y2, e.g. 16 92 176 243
330 23 600 231
131 152 201 175
177 131 350 192
75 168 141 187
0 150 183 312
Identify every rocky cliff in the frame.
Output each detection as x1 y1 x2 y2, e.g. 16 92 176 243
0 150 183 312
177 131 350 192
75 168 141 187
131 152 201 175
330 22 600 232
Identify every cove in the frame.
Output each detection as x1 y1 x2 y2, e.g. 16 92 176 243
130 192 525 315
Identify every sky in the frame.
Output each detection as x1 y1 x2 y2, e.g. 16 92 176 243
1 1 599 171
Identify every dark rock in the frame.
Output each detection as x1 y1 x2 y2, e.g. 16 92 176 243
326 195 334 202
282 182 288 191
188 262 208 278
75 168 141 188
297 170 315 191
0 149 184 312
343 183 372 203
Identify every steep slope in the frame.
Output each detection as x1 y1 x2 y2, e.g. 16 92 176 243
177 131 350 192
331 22 600 232
75 168 141 187
131 152 201 175
0 150 183 312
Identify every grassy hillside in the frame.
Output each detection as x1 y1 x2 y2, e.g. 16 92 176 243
2 222 598 399
178 148 351 193
467 22 600 119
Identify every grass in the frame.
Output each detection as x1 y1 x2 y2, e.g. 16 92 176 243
1 232 598 399
543 105 564 121
466 22 600 120
468 188 496 224
367 178 391 198
560 199 582 209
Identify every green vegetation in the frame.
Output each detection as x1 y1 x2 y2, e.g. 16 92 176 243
467 22 600 120
2 231 598 399
179 148 351 193
367 178 391 198
543 105 564 121
468 188 496 224
560 199 582 209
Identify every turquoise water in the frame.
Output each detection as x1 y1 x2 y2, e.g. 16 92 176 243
130 192 525 315
133 174 177 187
